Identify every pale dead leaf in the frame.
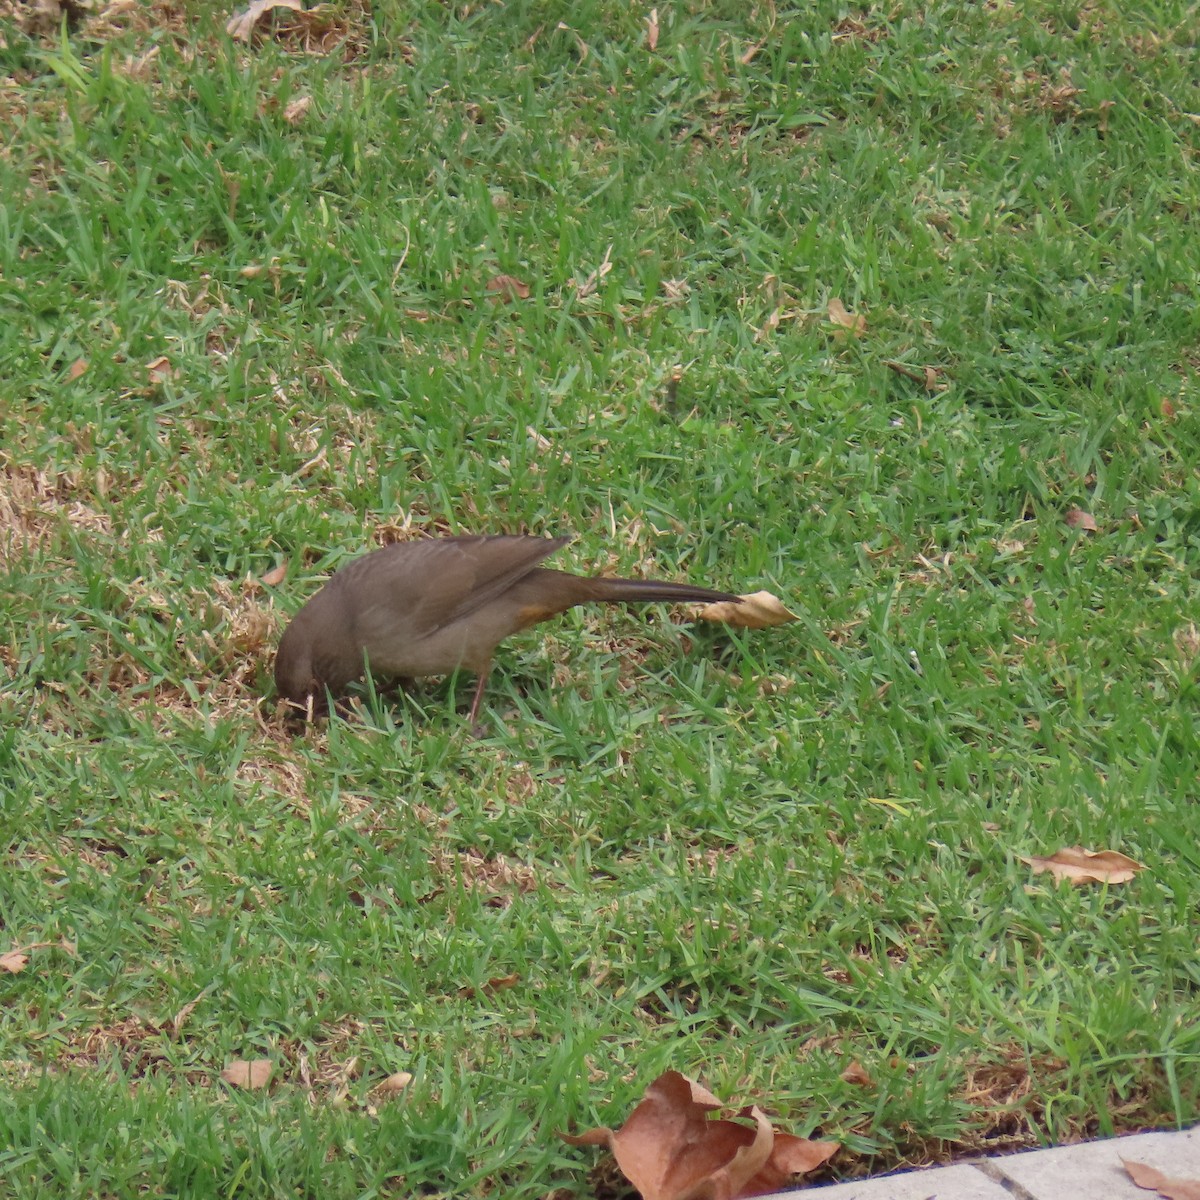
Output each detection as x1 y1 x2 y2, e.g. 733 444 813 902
1064 508 1098 532
697 590 799 630
283 95 312 123
555 21 590 62
1123 1159 1200 1200
0 950 29 974
827 297 866 338
559 1071 836 1200
923 365 940 390
221 1058 273 1089
575 245 613 299
646 7 659 51
261 561 288 587
840 1061 873 1086
67 358 89 381
1023 846 1145 886
171 995 202 1037
377 1071 413 1096
226 0 303 42
1161 398 1176 421
526 426 554 454
486 274 531 301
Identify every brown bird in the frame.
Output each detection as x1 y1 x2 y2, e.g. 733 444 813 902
275 534 739 723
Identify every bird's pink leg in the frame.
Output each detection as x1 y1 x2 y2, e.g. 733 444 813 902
467 665 491 731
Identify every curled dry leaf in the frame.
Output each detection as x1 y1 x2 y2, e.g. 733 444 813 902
146 355 175 384
839 1062 873 1087
1064 508 1098 532
486 274 531 301
283 95 312 123
1123 1159 1200 1200
827 297 866 338
697 591 799 630
459 972 520 999
0 950 29 974
377 1071 414 1096
484 972 520 994
226 0 304 42
67 358 89 381
261 561 289 587
221 1058 274 1089
171 995 202 1037
646 7 659 51
1023 846 1145 886
559 1070 837 1200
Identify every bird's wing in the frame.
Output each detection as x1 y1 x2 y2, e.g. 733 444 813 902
340 535 570 644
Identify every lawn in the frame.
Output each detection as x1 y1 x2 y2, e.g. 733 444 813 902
1 0 1198 1196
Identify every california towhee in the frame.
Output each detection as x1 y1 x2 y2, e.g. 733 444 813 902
275 535 739 723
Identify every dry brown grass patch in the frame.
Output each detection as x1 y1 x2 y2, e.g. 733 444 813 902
0 462 111 568
430 847 540 907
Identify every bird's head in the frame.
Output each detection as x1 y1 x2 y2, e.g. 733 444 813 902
274 622 327 720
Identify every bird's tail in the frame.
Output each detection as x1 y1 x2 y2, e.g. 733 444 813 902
584 576 740 606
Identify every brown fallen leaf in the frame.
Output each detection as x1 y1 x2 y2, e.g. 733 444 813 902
839 1062 873 1087
459 972 521 999
646 7 659 51
749 1119 840 1196
66 358 89 381
1023 846 1145 886
697 591 799 630
484 972 520 994
1123 1158 1200 1200
0 950 29 974
486 274 531 301
261 561 288 587
1064 508 1098 532
221 1059 273 1089
0 939 73 973
146 355 175 384
559 1070 837 1200
226 0 304 42
827 297 866 338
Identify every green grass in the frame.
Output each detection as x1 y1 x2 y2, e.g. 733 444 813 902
1 0 1199 1195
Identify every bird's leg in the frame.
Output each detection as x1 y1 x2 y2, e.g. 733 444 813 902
467 664 491 735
